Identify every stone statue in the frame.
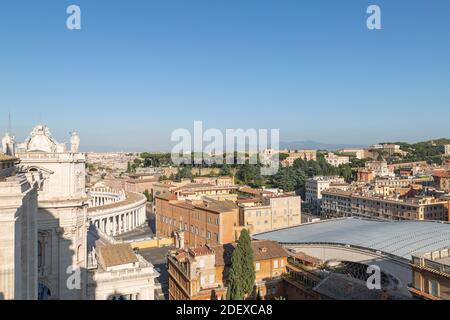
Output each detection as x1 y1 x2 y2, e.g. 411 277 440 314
1 132 15 156
70 131 80 153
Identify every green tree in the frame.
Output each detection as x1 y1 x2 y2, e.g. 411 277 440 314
227 229 255 300
236 164 263 187
219 164 232 176
143 189 153 202
174 166 193 182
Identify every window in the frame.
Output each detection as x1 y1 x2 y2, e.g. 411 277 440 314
255 262 261 271
207 231 211 240
273 260 279 268
428 280 439 297
280 259 284 267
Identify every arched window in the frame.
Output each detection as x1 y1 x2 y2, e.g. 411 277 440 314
77 244 83 262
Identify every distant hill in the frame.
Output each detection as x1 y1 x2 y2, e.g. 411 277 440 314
383 138 450 147
280 140 366 151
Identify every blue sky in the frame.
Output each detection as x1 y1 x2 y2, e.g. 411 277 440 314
0 0 449 151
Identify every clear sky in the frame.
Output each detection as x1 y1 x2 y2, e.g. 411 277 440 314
1 0 449 151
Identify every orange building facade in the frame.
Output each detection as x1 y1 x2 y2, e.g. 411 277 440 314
155 193 240 247
167 240 288 300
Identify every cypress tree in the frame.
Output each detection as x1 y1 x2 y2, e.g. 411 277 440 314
227 229 255 300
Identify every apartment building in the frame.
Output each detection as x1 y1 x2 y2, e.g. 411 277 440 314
193 176 234 186
409 247 450 300
124 173 159 193
336 148 369 159
305 176 346 205
432 170 450 192
374 176 433 188
238 195 301 234
365 161 395 177
172 183 239 201
155 193 240 248
357 168 375 183
167 240 288 300
281 150 317 167
369 144 407 157
324 153 350 167
445 145 450 156
321 188 450 221
382 144 406 157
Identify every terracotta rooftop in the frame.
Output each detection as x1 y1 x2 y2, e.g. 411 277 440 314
171 201 196 210
239 187 274 196
155 192 178 201
432 170 450 178
291 251 323 266
98 243 138 268
236 197 262 204
193 199 238 213
213 240 288 266
126 178 159 184
174 183 238 192
189 246 215 256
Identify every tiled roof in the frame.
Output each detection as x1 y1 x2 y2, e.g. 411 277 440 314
193 199 238 213
126 178 159 184
291 251 323 265
213 240 287 266
155 192 177 201
189 246 215 256
432 170 450 178
98 243 138 268
239 187 274 196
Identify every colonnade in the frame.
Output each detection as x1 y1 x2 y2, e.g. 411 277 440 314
91 204 146 236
